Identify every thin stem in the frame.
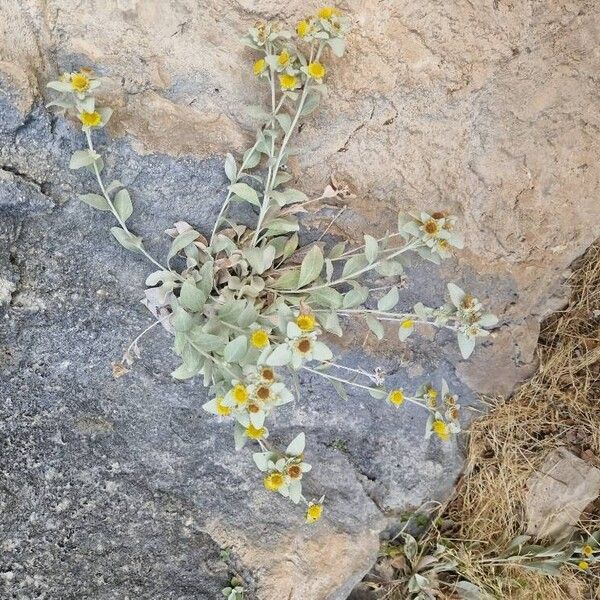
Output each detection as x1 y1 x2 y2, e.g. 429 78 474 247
85 131 168 273
335 231 405 260
279 239 421 294
122 313 170 360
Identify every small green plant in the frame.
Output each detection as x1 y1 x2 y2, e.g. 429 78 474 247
222 576 245 600
46 6 498 522
368 514 600 599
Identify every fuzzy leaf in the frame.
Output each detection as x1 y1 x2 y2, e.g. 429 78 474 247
179 278 206 312
377 286 399 311
365 315 384 340
110 227 143 253
168 229 199 261
364 235 378 263
224 335 248 363
297 245 324 288
224 153 237 183
114 188 133 222
78 193 110 211
229 182 260 207
285 433 305 456
69 149 96 169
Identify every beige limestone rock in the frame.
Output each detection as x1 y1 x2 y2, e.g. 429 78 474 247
525 447 600 540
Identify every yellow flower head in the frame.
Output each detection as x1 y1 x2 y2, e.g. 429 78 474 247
388 389 405 406
400 319 414 329
317 7 341 20
583 545 594 557
232 384 249 405
425 386 438 400
296 313 316 332
279 73 298 91
297 20 311 38
278 50 291 67
245 423 266 440
264 472 285 491
250 329 270 349
253 58 267 76
579 561 589 571
216 396 231 416
432 419 450 442
306 502 323 523
307 62 326 80
70 72 91 93
79 111 102 128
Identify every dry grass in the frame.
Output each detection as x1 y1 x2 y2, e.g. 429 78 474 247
358 244 600 600
441 242 600 599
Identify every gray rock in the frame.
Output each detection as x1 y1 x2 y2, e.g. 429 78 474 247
0 94 510 599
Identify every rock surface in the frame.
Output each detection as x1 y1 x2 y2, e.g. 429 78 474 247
1 1 599 599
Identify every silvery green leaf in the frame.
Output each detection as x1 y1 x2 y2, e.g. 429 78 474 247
447 283 466 308
97 107 112 126
288 480 302 504
234 424 247 450
229 182 260 207
246 104 270 120
171 361 202 380
172 308 195 333
364 235 378 264
300 92 320 116
187 331 226 352
252 452 272 471
266 343 292 366
368 387 387 399
243 248 266 274
342 285 369 309
285 432 305 456
377 286 399 311
408 573 429 593
106 179 124 194
273 172 293 188
46 80 73 92
328 242 346 259
69 149 96 169
342 254 368 278
180 278 206 312
365 315 384 340
243 147 261 169
321 311 343 337
282 233 299 261
328 37 346 57
297 245 324 288
479 313 498 328
416 246 441 264
398 324 414 342
331 379 348 400
237 304 258 328
168 229 199 261
312 341 333 361
78 193 110 211
114 188 133 222
46 98 74 109
249 409 265 428
457 332 476 359
224 335 248 363
110 227 143 253
308 287 343 309
270 269 300 290
276 113 292 133
266 218 299 234
404 534 419 562
376 260 404 277
224 153 237 183
281 188 308 204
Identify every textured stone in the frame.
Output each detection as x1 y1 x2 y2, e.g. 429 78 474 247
1 1 599 598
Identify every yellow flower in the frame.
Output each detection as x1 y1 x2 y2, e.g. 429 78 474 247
70 72 90 93
264 472 285 491
215 396 231 416
432 420 450 442
296 314 316 332
317 7 341 19
400 319 414 329
388 389 405 406
306 502 323 523
253 58 267 76
425 386 438 400
278 50 291 67
232 384 249 405
79 111 102 128
245 423 266 440
279 73 298 91
250 329 270 349
307 62 326 80
583 545 594 557
297 20 311 37
578 561 589 571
